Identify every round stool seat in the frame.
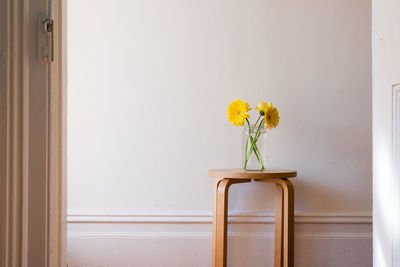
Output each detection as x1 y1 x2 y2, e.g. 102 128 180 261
208 168 297 179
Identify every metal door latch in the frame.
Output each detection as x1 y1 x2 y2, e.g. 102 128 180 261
39 18 54 63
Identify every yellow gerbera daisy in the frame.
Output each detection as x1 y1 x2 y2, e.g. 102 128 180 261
263 102 279 129
227 99 251 126
256 102 268 114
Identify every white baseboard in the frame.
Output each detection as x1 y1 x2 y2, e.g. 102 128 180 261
67 211 372 224
67 212 372 267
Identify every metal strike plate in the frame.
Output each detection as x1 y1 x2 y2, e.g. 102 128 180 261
39 17 54 63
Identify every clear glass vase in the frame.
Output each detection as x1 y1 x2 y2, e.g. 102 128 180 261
242 124 267 171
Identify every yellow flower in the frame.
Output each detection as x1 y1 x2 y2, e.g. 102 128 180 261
256 102 268 114
263 102 279 129
227 100 251 126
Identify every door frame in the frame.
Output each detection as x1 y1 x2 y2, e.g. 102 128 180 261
0 0 66 265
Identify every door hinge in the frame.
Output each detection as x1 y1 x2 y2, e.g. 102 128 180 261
39 18 54 63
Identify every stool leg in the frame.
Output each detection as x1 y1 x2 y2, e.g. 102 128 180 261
212 179 224 266
281 179 294 267
255 178 295 267
212 178 251 267
274 184 284 267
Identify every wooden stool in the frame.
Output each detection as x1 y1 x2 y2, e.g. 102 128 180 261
208 169 297 267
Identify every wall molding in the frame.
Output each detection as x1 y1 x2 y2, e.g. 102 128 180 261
67 221 372 266
67 231 372 239
67 211 372 224
68 211 372 266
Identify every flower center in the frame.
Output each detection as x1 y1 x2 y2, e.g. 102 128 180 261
237 111 242 115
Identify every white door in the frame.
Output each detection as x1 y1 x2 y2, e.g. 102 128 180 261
372 0 400 266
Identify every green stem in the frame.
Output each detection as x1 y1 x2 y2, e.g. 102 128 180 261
244 120 260 165
246 119 263 158
254 115 262 126
244 119 265 170
243 130 251 168
243 117 261 168
251 123 264 168
243 120 254 168
249 120 264 168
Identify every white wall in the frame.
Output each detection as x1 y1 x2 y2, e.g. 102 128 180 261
67 0 372 265
372 0 400 265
